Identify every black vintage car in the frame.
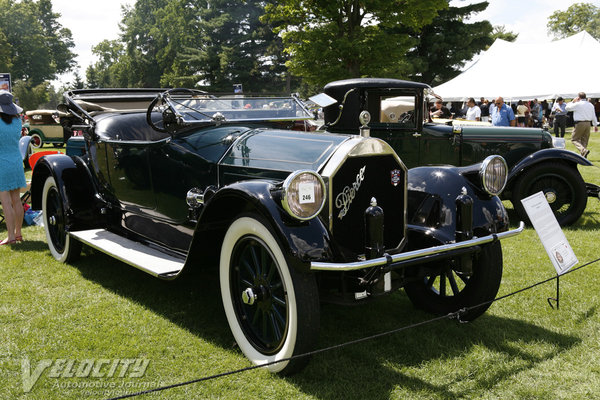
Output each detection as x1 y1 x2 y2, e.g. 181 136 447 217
318 78 600 226
31 88 522 374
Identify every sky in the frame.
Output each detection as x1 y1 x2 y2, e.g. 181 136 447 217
52 0 134 85
52 0 599 85
450 0 600 44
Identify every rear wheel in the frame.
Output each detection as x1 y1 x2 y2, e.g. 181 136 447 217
42 176 81 262
220 215 319 374
30 133 43 148
512 163 587 226
404 242 503 321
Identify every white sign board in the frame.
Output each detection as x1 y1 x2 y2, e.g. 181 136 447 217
298 182 315 204
521 191 578 275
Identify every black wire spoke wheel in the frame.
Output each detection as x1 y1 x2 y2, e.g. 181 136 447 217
404 242 503 321
220 215 319 374
42 176 81 262
424 262 469 298
230 236 288 354
46 185 67 253
512 163 587 226
528 174 576 215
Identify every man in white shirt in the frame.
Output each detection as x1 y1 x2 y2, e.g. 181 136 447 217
465 97 481 121
565 92 598 158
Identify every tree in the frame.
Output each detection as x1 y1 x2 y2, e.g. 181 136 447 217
547 2 600 40
12 80 49 110
119 0 185 87
88 0 288 92
87 40 128 88
179 0 289 92
263 0 448 88
403 1 494 86
0 30 13 72
0 0 76 85
491 25 518 43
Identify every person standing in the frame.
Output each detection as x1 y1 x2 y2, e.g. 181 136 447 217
0 90 26 245
531 99 542 127
516 100 528 127
480 99 490 122
465 97 481 121
552 97 567 138
565 92 598 158
490 97 516 127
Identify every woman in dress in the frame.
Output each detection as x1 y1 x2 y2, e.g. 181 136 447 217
0 90 26 245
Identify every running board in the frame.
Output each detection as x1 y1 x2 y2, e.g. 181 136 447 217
70 229 184 278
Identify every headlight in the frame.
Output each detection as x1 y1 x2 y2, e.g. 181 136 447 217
479 155 508 196
281 170 326 220
552 137 566 149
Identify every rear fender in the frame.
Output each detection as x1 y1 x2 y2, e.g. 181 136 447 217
185 180 335 273
28 128 46 140
507 148 592 186
31 154 103 230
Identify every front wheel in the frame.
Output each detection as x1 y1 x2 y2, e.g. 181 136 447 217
220 215 320 374
42 176 81 262
404 242 503 321
23 143 33 169
511 163 587 226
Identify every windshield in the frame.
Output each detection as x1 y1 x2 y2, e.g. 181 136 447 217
166 95 314 123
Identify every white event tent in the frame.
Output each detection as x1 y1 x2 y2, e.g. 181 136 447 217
433 31 600 102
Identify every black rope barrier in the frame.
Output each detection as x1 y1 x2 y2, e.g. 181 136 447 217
106 256 600 400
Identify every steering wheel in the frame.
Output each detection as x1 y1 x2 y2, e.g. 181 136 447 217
146 94 167 133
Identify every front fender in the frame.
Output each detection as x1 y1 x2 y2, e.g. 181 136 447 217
186 180 335 273
407 166 509 246
31 154 102 231
508 148 592 185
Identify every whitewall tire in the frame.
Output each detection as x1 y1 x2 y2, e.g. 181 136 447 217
42 176 81 263
219 214 319 374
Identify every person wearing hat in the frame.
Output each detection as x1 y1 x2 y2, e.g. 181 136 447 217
0 90 26 245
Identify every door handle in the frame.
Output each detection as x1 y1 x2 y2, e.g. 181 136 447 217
413 133 422 138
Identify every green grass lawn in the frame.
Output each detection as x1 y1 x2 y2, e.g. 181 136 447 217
2 130 600 399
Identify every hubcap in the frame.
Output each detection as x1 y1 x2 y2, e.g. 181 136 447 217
242 287 258 305
545 190 557 204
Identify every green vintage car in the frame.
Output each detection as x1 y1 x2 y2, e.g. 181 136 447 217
319 78 599 226
26 109 69 148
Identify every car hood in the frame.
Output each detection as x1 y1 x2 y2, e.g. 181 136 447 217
220 129 350 174
459 125 550 142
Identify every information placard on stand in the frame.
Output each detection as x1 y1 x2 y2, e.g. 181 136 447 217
521 191 578 275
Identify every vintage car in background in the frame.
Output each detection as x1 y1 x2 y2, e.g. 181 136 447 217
25 109 70 148
319 78 600 226
31 88 522 374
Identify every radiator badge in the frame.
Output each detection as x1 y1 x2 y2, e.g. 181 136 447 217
335 166 366 219
390 169 402 186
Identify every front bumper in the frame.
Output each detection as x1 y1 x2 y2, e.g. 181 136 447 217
311 221 525 271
